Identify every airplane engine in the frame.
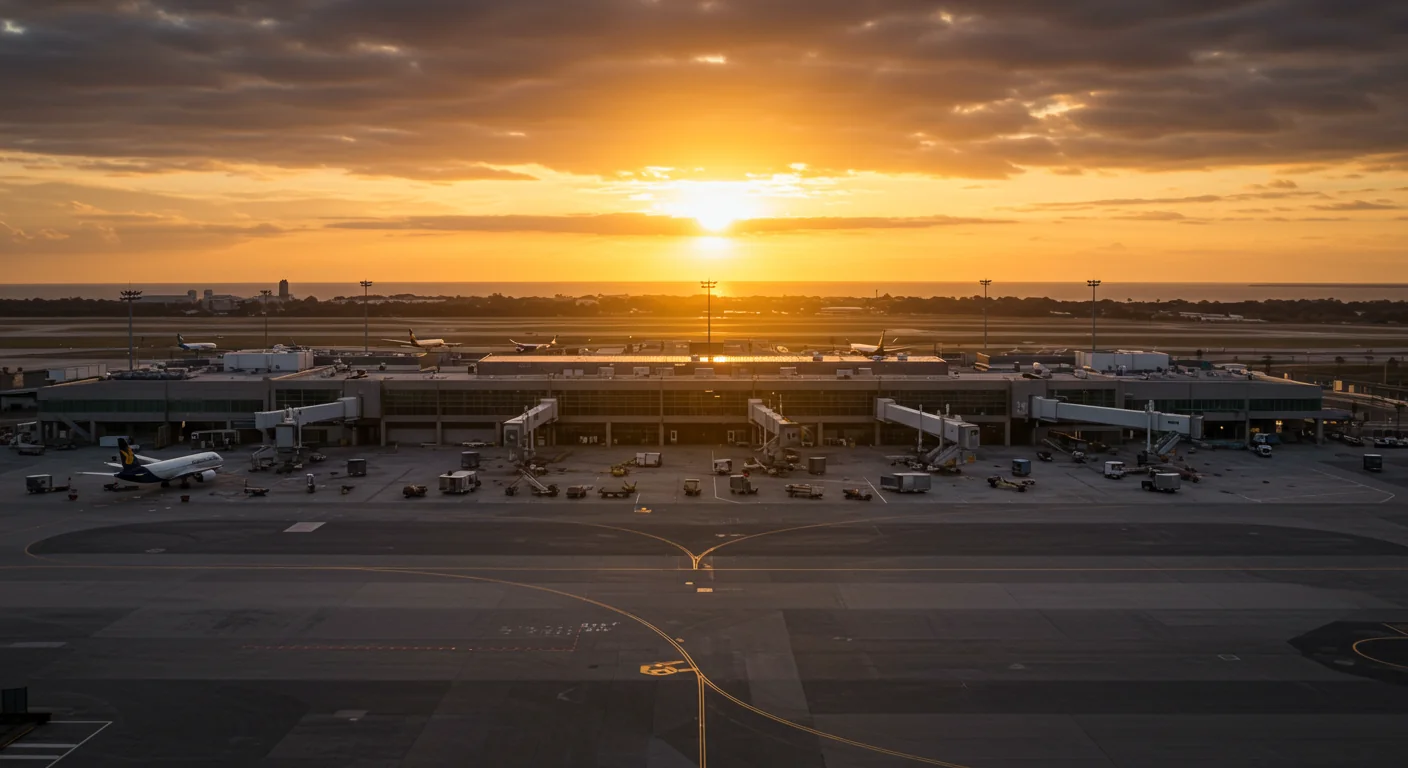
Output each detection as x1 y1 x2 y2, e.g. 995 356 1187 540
197 469 217 483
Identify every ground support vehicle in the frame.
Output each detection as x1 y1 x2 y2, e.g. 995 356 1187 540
785 483 824 499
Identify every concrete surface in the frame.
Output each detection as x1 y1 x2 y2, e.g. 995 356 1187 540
2 441 1407 766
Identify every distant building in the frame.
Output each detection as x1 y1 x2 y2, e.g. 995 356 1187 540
279 279 289 300
138 290 198 305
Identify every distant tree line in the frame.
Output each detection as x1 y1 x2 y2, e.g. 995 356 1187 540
2 293 1408 325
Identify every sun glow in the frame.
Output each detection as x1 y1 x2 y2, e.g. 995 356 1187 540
665 181 763 232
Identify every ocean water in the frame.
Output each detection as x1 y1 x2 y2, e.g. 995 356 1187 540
2 282 1406 302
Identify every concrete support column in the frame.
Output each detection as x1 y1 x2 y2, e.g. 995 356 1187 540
435 420 443 446
658 423 665 447
1004 419 1012 447
1315 418 1324 445
494 420 503 447
89 421 97 443
874 421 882 446
816 422 824 447
605 421 613 446
380 423 387 447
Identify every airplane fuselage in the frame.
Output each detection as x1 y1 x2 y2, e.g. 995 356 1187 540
119 452 223 483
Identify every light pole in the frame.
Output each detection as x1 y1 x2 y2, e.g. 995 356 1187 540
360 280 373 353
979 279 992 352
120 288 142 370
259 289 272 349
700 280 717 357
1086 279 1102 353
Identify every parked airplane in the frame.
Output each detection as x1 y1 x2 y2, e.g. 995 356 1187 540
512 335 558 353
848 331 909 359
381 330 462 351
176 333 217 351
79 438 223 486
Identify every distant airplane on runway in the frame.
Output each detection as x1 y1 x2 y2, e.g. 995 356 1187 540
512 335 558 353
176 333 217 351
382 330 462 351
848 331 909 359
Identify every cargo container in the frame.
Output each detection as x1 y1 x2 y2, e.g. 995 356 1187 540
880 472 931 493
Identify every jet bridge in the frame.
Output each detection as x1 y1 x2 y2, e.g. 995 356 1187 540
874 398 981 466
254 397 360 449
503 398 558 460
1029 397 1202 454
748 399 806 461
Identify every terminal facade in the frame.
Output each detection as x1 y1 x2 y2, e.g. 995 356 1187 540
35 353 1336 450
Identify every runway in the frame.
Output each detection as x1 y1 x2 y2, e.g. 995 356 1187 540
3 501 1408 767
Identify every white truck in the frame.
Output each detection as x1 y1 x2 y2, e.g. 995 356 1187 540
1104 460 1127 479
438 470 480 494
1141 472 1181 493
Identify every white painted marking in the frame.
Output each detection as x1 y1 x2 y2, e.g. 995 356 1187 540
0 755 64 760
334 709 367 719
865 477 888 504
711 475 742 504
1219 654 1241 661
7 642 66 648
6 745 78 750
284 522 325 533
696 587 713 593
47 721 111 765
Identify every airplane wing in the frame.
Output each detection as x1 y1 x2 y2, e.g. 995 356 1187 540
78 471 120 477
380 339 415 345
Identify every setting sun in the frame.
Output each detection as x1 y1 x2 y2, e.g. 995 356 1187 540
665 181 763 232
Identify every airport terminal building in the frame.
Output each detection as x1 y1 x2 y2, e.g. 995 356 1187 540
33 352 1339 450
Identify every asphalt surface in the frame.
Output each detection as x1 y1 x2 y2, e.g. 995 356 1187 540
3 500 1408 767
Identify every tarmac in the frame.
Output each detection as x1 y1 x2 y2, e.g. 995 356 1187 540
2 441 1408 766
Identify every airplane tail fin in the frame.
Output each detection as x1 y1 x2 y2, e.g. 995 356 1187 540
117 437 138 469
408 330 417 344
177 333 185 345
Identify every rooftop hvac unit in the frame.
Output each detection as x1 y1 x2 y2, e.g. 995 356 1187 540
633 366 651 377
563 368 574 378
780 367 798 377
857 368 873 377
812 353 824 362
695 368 715 378
690 354 701 362
836 369 853 379
655 367 674 377
598 367 614 378
896 352 909 361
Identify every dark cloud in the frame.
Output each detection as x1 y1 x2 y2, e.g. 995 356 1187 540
325 213 1014 235
1113 210 1187 220
1311 199 1400 210
0 0 1404 179
1021 189 1331 210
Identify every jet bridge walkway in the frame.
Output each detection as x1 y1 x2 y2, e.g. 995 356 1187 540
874 398 981 466
748 399 807 462
1029 397 1203 454
503 398 559 460
254 397 360 453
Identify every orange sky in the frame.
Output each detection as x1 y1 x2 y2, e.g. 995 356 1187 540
0 2 1404 283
